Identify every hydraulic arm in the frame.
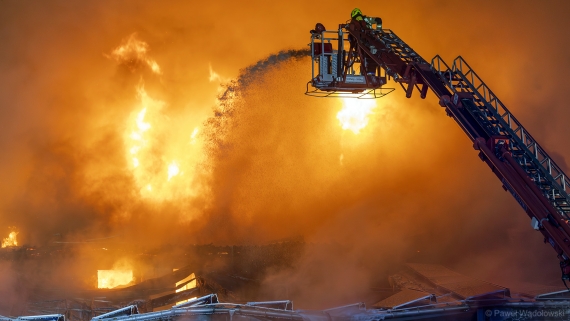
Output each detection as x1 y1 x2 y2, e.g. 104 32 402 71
308 20 570 283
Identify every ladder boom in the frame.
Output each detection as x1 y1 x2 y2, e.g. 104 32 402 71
308 19 570 281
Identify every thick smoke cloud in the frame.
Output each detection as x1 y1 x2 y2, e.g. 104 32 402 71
0 0 570 310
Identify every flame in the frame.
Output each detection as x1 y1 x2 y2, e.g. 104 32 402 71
168 161 180 181
130 106 152 169
175 273 196 305
108 34 161 74
1 230 18 248
125 84 204 201
337 97 377 134
97 270 133 289
108 34 206 203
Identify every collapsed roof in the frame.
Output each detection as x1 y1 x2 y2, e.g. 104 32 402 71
13 263 570 321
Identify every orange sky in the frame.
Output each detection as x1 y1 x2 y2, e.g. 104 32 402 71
1 0 570 307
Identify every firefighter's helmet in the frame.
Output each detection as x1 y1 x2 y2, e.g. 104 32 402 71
312 23 326 34
351 8 362 19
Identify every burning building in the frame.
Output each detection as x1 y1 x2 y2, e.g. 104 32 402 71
14 258 570 321
1 1 570 321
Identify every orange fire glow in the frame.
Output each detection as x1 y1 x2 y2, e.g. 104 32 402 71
1 230 18 248
110 34 206 202
0 1 565 303
108 34 161 74
175 273 196 305
124 84 204 200
337 97 377 134
97 270 134 289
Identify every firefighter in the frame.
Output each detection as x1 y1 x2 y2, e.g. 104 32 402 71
350 8 382 30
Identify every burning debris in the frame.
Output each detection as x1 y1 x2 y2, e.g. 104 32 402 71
97 259 136 289
97 270 134 289
16 264 570 321
1 229 18 248
2 240 303 316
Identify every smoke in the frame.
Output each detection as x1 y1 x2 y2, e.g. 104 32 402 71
0 262 18 314
106 33 162 75
0 0 570 312
206 48 311 159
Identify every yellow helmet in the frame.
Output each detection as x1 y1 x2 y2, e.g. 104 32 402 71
351 8 362 19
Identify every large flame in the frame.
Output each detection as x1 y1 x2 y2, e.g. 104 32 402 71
337 97 377 134
97 270 134 289
125 84 204 201
1 230 18 248
107 34 207 203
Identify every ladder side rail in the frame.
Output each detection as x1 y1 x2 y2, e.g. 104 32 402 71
347 26 453 101
428 56 494 141
452 57 569 192
346 29 410 80
344 24 427 82
449 82 568 213
377 30 428 64
431 56 570 266
449 57 570 213
431 55 454 86
433 55 570 217
432 66 505 140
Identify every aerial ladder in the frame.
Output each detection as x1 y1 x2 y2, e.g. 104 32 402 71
307 18 570 285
